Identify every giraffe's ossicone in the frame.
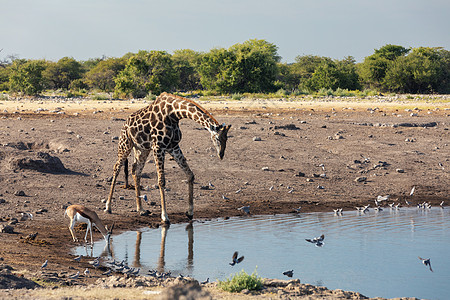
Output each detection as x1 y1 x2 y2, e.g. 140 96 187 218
105 92 231 224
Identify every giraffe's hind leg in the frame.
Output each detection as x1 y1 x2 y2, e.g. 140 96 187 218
169 146 195 220
131 148 150 215
121 158 134 189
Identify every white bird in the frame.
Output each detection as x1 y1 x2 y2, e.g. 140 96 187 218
440 201 445 208
138 195 148 202
438 162 444 170
208 181 215 189
288 189 294 194
294 207 302 213
237 206 250 214
41 259 48 269
20 212 33 220
418 257 433 272
235 189 242 194
409 186 416 197
269 186 274 191
374 206 383 212
222 195 230 200
69 271 80 279
84 268 90 277
405 199 411 206
74 255 82 262
377 195 390 202
388 203 395 208
201 278 209 284
319 163 325 171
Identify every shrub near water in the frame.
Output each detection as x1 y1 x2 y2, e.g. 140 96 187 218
218 269 263 293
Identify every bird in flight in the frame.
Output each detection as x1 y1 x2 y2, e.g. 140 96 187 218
283 270 294 278
230 251 244 266
306 234 325 247
418 257 433 272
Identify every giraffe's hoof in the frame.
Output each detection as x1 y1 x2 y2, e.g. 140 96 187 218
120 184 132 190
185 211 194 220
139 210 150 216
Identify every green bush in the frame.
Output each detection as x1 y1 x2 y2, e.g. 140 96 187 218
218 269 263 293
231 93 243 100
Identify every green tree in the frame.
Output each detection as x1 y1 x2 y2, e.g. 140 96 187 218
303 57 360 92
44 57 84 90
9 59 46 95
385 47 450 93
172 49 202 91
198 39 280 93
358 44 409 90
84 57 126 92
114 50 178 98
279 55 332 92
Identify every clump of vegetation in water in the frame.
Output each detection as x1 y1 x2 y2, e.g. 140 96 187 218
218 269 263 293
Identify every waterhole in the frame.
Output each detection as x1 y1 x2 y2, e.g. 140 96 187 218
74 207 449 299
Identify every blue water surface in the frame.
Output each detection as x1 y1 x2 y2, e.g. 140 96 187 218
74 207 450 299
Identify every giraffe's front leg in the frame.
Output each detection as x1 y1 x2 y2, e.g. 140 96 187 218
153 148 169 224
170 146 194 220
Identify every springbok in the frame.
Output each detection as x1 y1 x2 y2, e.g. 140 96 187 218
64 204 114 244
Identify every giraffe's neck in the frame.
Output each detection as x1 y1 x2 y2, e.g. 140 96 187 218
161 93 220 131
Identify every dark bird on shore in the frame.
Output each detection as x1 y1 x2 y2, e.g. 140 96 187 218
306 234 325 247
25 232 38 240
201 278 209 284
230 251 244 266
418 257 433 272
102 269 112 276
283 270 294 278
69 271 80 279
41 259 48 269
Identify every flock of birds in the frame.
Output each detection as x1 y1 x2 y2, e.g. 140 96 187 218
37 184 441 281
232 185 442 277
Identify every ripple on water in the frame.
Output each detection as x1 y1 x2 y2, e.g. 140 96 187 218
75 207 450 299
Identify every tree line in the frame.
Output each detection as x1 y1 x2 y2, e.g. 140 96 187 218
0 40 449 97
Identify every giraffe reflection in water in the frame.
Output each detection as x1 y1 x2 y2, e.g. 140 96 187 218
130 223 194 274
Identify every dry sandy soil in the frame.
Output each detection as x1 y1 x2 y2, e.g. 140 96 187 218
0 95 448 299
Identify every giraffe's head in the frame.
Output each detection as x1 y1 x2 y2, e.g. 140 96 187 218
210 123 231 160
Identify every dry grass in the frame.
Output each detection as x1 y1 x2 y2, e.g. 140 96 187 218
27 286 162 299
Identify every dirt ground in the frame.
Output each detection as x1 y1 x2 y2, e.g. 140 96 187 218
0 95 448 299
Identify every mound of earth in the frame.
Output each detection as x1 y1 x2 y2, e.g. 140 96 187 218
9 151 68 173
0 265 40 290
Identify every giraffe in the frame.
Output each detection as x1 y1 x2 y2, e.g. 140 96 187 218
105 92 231 224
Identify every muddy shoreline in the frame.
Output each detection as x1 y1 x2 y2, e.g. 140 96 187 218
0 96 448 299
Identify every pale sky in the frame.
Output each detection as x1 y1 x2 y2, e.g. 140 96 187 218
1 0 449 63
